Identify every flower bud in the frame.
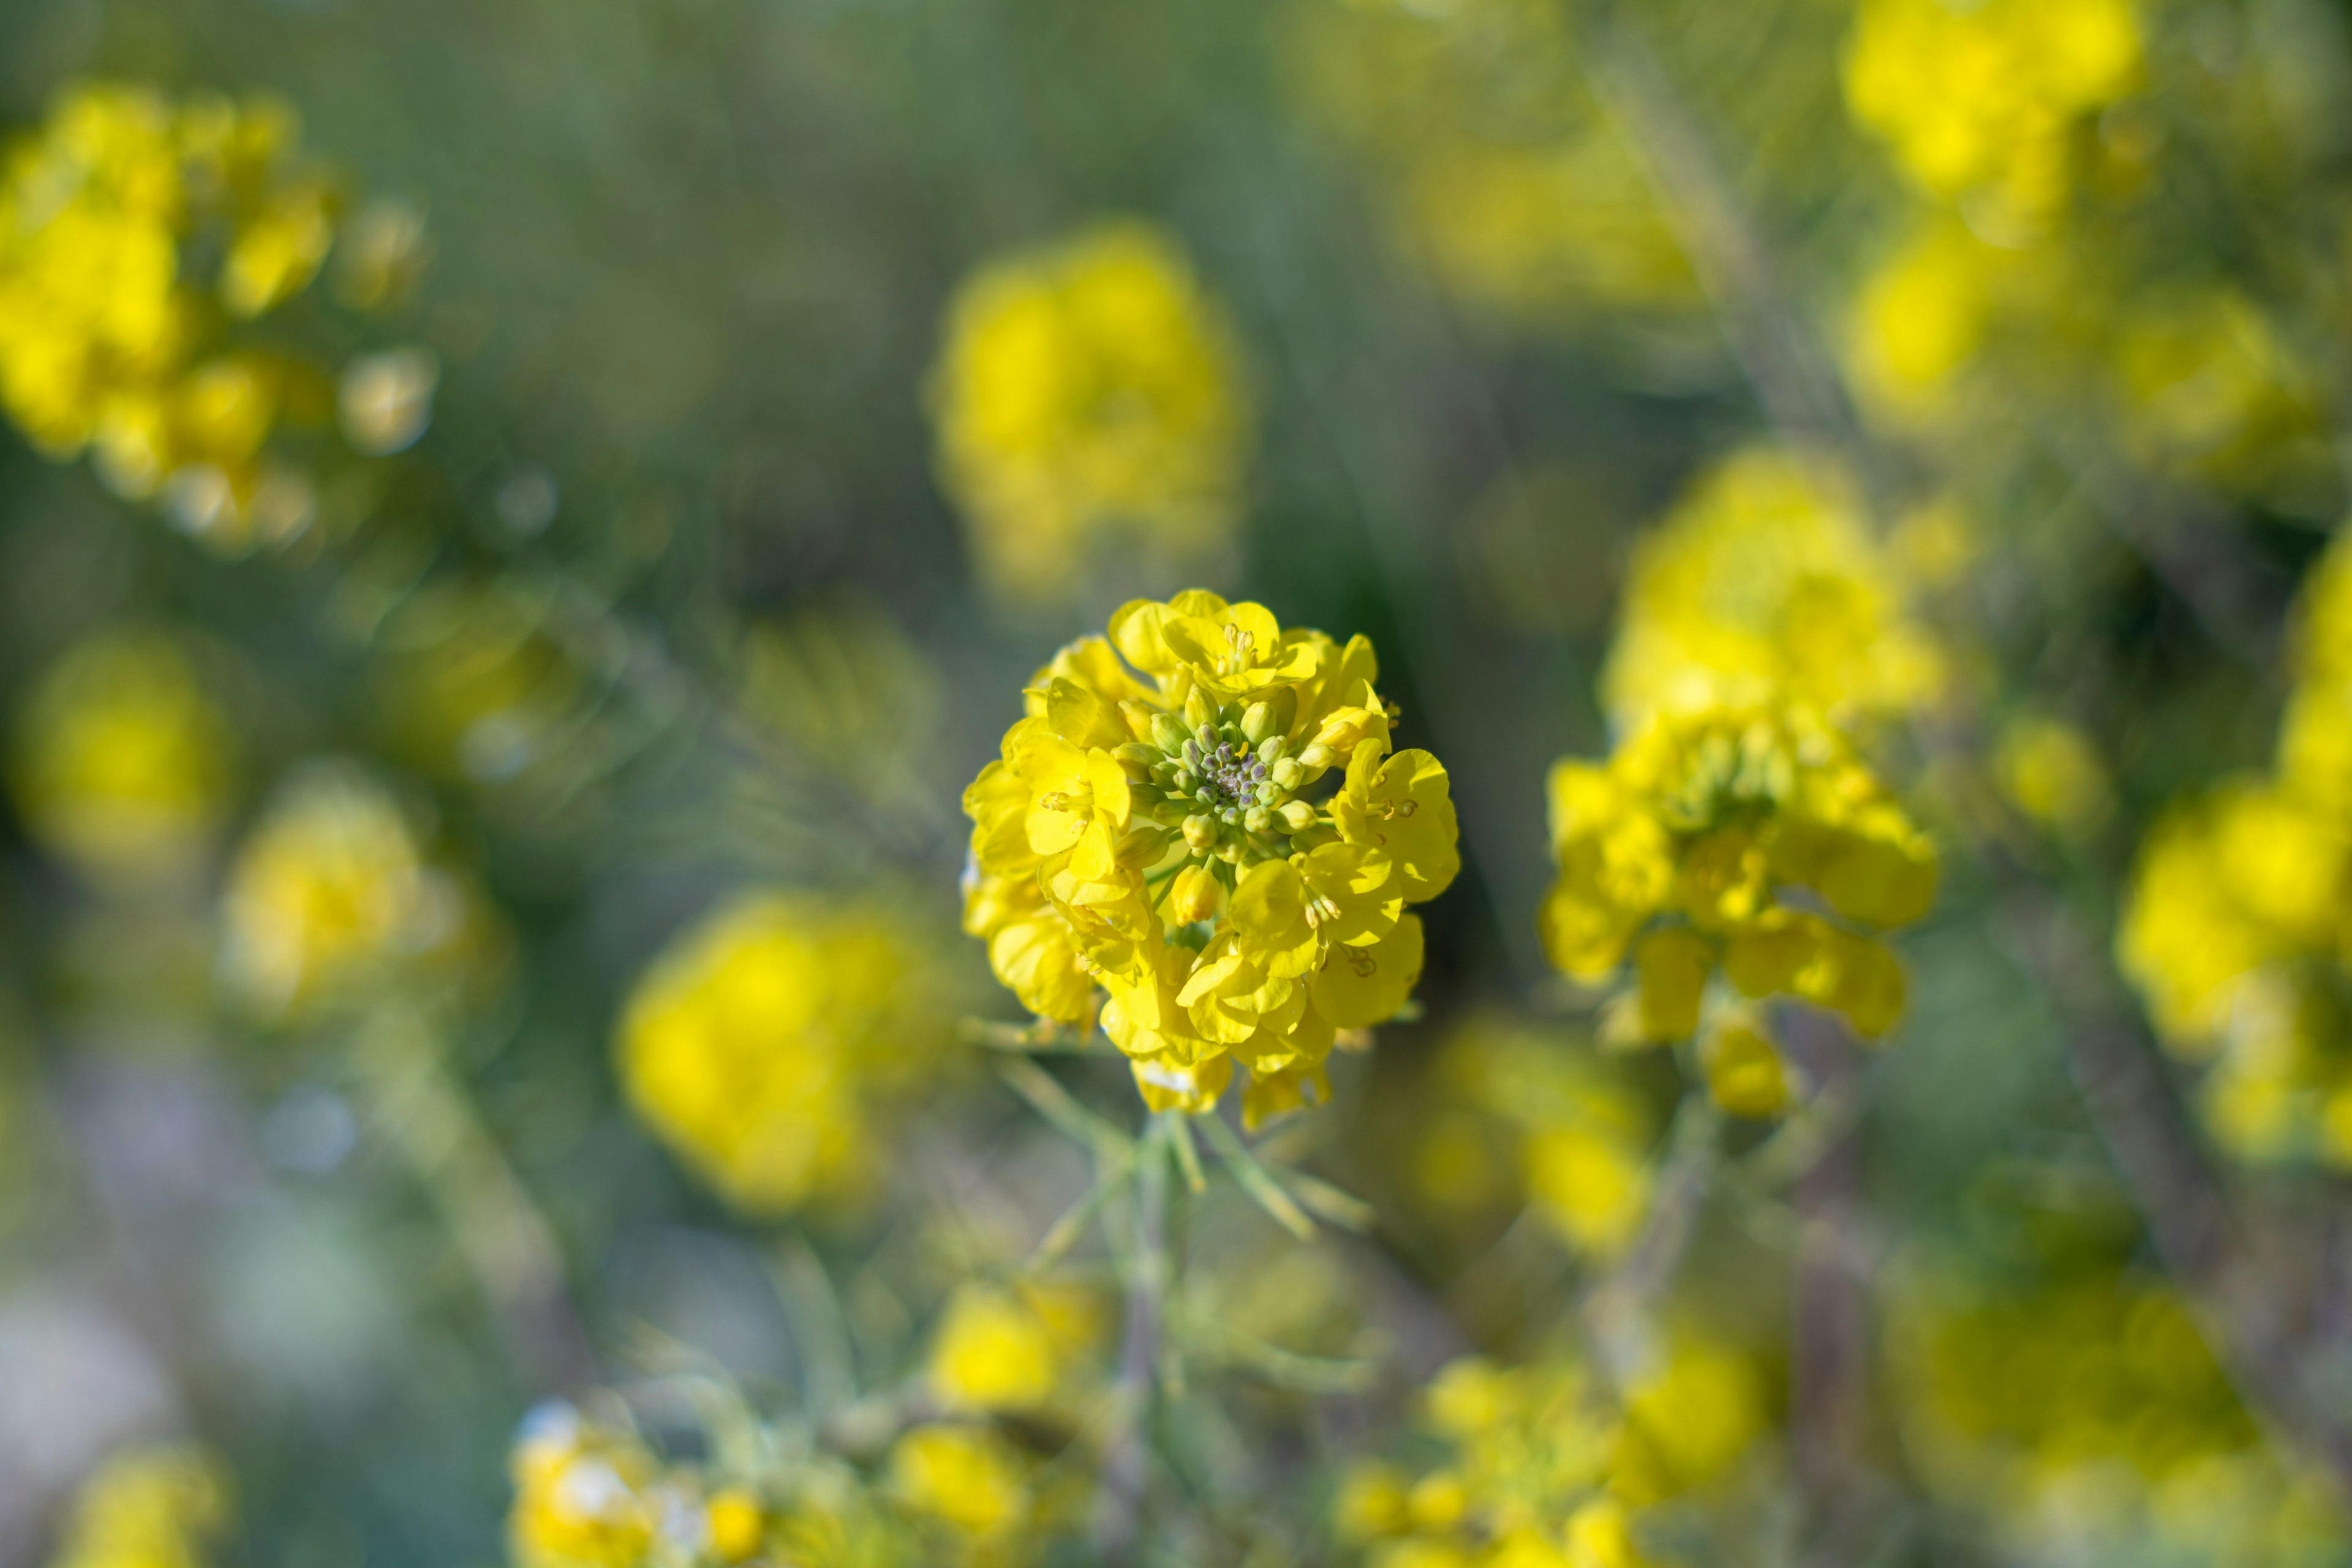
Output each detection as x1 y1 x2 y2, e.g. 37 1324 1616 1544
1278 799 1317 833
1168 863 1222 924
1241 701 1277 745
1300 742 1336 771
1183 688 1214 728
1243 805 1273 835
1257 735 1283 766
1174 768 1199 793
1270 757 1303 791
1218 806 1242 826
1182 814 1218 853
1150 714 1192 755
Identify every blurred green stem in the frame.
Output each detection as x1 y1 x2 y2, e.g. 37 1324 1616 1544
349 1004 595 1393
1093 1112 1178 1562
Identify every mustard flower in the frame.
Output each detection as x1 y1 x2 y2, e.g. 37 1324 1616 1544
220 761 497 1022
617 891 945 1215
8 629 235 884
1845 0 2141 237
509 1404 664 1568
1540 704 1937 1114
47 1446 230 1568
1602 449 1942 730
1336 1340 1766 1566
963 590 1458 1121
927 222 1250 606
926 1280 1104 1416
0 84 426 550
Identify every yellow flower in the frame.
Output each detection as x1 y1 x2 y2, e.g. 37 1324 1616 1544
1602 448 1942 729
220 762 494 1021
927 1281 1101 1415
507 1403 660 1568
47 1446 230 1568
1524 1123 1651 1258
8 629 234 883
617 891 944 1215
1844 216 1998 419
1845 0 2141 236
927 222 1249 606
1542 705 1935 1113
1994 715 2114 839
889 1426 1030 1542
0 83 420 549
964 590 1456 1118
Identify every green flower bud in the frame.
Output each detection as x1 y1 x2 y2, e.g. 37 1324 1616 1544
1243 805 1273 835
1270 757 1303 791
1183 688 1214 728
1182 815 1218 853
1257 735 1283 766
1300 742 1336 771
1174 768 1199 793
1150 714 1192 755
1241 701 1277 745
1278 799 1317 833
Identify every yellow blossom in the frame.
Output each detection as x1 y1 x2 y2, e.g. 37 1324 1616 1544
1995 715 2115 839
220 762 494 1020
507 1404 660 1568
47 1446 230 1568
964 590 1456 1118
1601 448 1941 729
1543 704 1936 1114
927 222 1249 606
1845 0 2141 236
927 1280 1101 1414
9 629 234 883
617 891 944 1215
0 84 422 549
889 1426 1030 1542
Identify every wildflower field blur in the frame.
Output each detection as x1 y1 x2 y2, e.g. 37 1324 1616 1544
8 0 2352 1564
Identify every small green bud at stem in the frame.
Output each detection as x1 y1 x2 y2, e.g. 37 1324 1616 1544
1150 714 1191 755
1270 757 1303 791
1243 805 1273 835
1240 701 1276 745
1182 815 1218 853
1278 799 1317 833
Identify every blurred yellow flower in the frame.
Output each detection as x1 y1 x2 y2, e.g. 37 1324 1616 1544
0 83 421 550
9 629 234 883
508 1404 660 1568
889 1426 1030 1544
1845 0 2141 236
47 1446 230 1568
928 222 1249 606
221 762 494 1021
963 590 1457 1119
1844 217 1998 418
1542 704 1936 1113
1994 715 2114 840
617 891 944 1215
1602 448 1942 729
926 1280 1102 1415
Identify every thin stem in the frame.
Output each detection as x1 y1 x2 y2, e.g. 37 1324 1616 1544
348 1004 595 1392
1093 1114 1175 1562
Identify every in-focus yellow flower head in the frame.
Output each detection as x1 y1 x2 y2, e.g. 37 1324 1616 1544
1845 0 2141 238
963 590 1458 1120
0 83 427 551
47 1445 231 1568
928 221 1250 607
9 628 235 884
1602 448 1942 730
617 891 947 1215
221 761 495 1022
1540 704 1937 1114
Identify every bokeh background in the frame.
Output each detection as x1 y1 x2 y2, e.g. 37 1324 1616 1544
6 0 2352 1564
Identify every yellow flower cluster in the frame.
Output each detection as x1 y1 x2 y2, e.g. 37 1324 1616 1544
220 763 495 1022
1336 1341 1767 1567
8 629 235 884
1844 0 2141 237
508 1398 1075 1568
1541 706 1937 1115
963 591 1459 1121
927 222 1249 606
2119 531 2352 1165
0 84 429 549
1898 1263 2342 1559
1289 0 1702 332
617 891 944 1215
47 1446 231 1568
1603 449 1942 731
